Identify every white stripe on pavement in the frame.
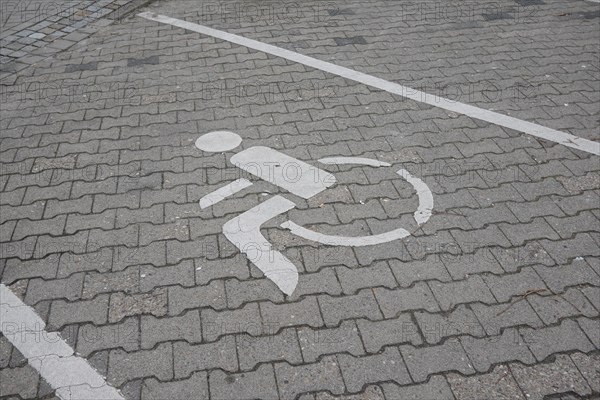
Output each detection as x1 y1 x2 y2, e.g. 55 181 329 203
138 12 600 157
0 284 124 400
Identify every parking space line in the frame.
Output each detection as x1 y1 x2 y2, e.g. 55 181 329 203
0 284 124 400
138 12 600 157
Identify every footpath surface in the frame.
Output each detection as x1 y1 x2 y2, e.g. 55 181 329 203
1 0 599 399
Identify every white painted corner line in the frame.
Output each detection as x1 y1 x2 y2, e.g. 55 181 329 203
0 284 124 400
138 12 599 157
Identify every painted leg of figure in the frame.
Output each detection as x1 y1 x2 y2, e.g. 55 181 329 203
222 195 299 295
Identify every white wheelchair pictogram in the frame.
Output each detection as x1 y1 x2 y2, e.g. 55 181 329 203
195 131 434 296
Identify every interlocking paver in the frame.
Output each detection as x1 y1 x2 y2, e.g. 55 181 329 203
142 372 208 400
447 365 524 400
108 343 174 387
511 354 592 400
209 364 278 400
141 310 202 349
274 356 345 399
237 327 302 370
297 320 365 362
173 336 238 378
415 305 484 345
319 289 382 326
374 282 440 318
401 340 475 383
2 0 600 397
520 319 595 361
338 347 411 391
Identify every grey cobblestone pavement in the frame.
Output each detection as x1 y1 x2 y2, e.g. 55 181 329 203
0 0 145 76
0 0 599 399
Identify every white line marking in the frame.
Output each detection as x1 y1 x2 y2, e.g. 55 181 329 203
282 220 410 246
0 284 124 400
281 167 433 246
199 178 253 209
319 157 391 167
138 12 600 157
230 146 336 199
222 195 299 295
398 168 433 225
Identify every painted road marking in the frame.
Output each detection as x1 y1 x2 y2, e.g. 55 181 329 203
230 146 336 199
138 12 600 157
195 130 242 152
199 178 253 209
197 132 434 294
319 157 391 167
0 284 123 400
222 195 298 295
281 167 433 245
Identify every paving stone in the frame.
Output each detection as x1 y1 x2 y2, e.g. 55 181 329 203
142 371 208 400
471 301 544 335
546 211 598 239
108 289 167 323
0 364 39 399
237 327 302 370
57 248 112 278
447 365 524 400
428 275 495 311
507 198 566 223
400 340 475 383
441 248 504 280
338 347 411 392
174 336 238 378
82 267 139 298
541 233 600 265
315 385 384 400
202 303 262 342
297 320 365 362
113 241 167 271
12 214 66 240
319 289 382 326
461 327 534 372
581 285 600 310
24 273 84 304
521 319 595 361
288 268 343 300
374 282 440 318
381 376 454 400
356 314 422 353
301 245 358 272
77 317 140 356
275 356 345 399
389 256 452 287
415 305 484 345
260 296 324 331
116 204 163 228
141 310 202 349
48 294 109 330
140 260 195 292
209 364 278 400
88 224 138 252
527 288 598 325
483 266 547 302
108 343 173 387
45 196 93 218
195 256 250 284
534 261 600 293
225 277 285 308
511 354 592 400
569 352 600 393
336 262 397 294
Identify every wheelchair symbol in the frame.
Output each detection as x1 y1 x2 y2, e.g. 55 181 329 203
196 131 433 295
